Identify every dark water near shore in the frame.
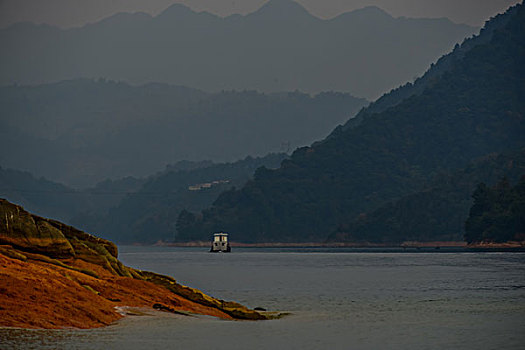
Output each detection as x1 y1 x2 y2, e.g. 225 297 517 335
2 247 525 349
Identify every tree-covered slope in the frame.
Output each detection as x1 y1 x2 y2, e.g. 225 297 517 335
0 163 150 228
72 153 288 244
1 152 288 244
177 3 525 243
342 4 520 128
0 166 83 223
0 80 365 187
465 176 525 243
328 150 525 244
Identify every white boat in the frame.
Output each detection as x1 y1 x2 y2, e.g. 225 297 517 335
210 232 231 252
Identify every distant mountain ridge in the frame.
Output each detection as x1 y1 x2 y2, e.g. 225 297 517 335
0 0 477 99
72 153 288 244
0 166 80 223
176 2 525 243
0 79 365 187
0 164 146 226
0 153 289 244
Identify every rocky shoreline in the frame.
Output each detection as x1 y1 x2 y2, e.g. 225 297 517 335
0 199 280 329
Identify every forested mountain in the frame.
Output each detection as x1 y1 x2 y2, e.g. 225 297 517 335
1 153 287 244
343 4 520 126
0 0 477 100
465 176 525 243
71 153 287 244
0 166 81 222
176 3 525 243
0 165 147 224
0 80 364 187
328 150 525 243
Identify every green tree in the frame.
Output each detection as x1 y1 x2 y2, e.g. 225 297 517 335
465 176 525 243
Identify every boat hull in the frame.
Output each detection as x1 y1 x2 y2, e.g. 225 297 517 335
210 245 231 253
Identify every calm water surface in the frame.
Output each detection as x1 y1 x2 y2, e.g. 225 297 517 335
2 247 525 349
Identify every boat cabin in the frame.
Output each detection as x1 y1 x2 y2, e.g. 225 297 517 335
210 232 231 252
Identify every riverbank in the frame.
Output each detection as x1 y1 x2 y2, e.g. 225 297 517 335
159 241 465 248
158 240 525 250
0 251 235 329
0 198 275 329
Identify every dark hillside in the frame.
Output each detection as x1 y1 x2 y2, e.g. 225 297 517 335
176 3 525 243
465 176 525 243
348 4 519 122
0 80 365 187
328 150 525 243
72 154 288 244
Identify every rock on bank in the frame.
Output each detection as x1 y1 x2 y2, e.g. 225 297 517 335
0 198 271 329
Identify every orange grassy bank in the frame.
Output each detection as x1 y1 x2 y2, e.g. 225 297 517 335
0 250 233 329
0 199 276 329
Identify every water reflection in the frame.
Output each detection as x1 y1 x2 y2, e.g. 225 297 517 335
2 249 525 350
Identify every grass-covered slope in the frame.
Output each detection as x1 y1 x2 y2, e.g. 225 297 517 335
177 3 525 243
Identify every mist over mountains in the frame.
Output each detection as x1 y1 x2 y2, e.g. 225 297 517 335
0 0 477 99
0 153 288 244
0 80 365 187
73 153 289 244
0 0 521 246
177 3 525 243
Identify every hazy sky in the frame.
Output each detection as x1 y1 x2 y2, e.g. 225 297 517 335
0 0 521 28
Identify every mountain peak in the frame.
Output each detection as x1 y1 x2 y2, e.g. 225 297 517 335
157 3 196 19
94 11 152 27
332 5 393 22
353 6 390 16
251 0 314 20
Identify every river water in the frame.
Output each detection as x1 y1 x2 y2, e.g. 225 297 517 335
1 247 525 349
